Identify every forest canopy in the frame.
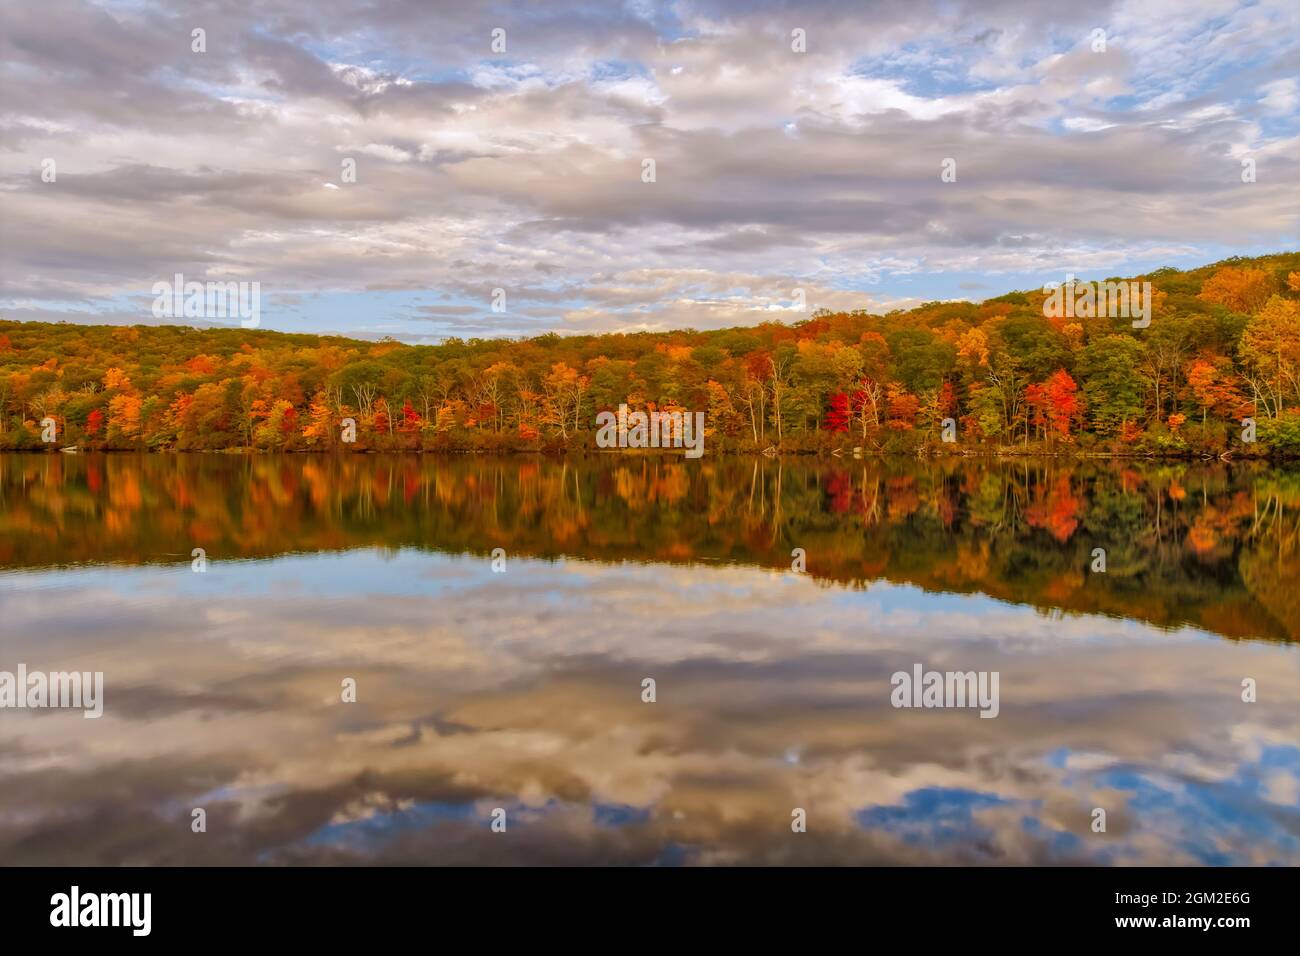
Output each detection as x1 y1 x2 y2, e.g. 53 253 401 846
3 252 1300 456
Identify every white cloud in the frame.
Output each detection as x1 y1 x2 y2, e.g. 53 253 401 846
0 0 1296 337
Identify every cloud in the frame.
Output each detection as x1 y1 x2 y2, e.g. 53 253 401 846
1259 77 1298 115
1 0 1297 338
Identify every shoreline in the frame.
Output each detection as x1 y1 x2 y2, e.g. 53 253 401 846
5 447 1297 462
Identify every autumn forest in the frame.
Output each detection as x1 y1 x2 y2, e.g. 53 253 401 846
4 253 1300 456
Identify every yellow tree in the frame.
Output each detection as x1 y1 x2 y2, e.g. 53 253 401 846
540 362 584 438
956 327 990 367
1198 267 1278 314
301 390 334 446
102 367 133 391
1240 295 1300 417
107 393 143 440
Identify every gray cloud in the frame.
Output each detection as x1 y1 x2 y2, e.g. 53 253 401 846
1 0 1296 337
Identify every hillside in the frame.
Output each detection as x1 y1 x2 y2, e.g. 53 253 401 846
3 252 1300 455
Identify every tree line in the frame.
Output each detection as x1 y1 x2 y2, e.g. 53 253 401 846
2 252 1299 455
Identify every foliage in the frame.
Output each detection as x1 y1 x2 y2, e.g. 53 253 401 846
3 251 1300 456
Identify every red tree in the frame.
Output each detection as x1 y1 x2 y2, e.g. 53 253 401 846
398 399 421 433
1044 369 1081 441
938 380 957 417
85 408 104 436
823 391 850 432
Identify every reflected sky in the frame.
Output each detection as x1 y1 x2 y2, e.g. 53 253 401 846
2 548 1297 865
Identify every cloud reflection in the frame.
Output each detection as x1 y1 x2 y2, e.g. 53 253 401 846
1 550 1296 865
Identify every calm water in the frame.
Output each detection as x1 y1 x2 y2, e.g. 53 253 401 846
1 453 1297 865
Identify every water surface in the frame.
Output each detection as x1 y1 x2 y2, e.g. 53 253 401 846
1 453 1297 865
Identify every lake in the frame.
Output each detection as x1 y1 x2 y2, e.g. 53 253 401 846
1 453 1297 865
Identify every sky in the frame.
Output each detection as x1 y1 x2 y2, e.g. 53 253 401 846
1 0 1297 342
